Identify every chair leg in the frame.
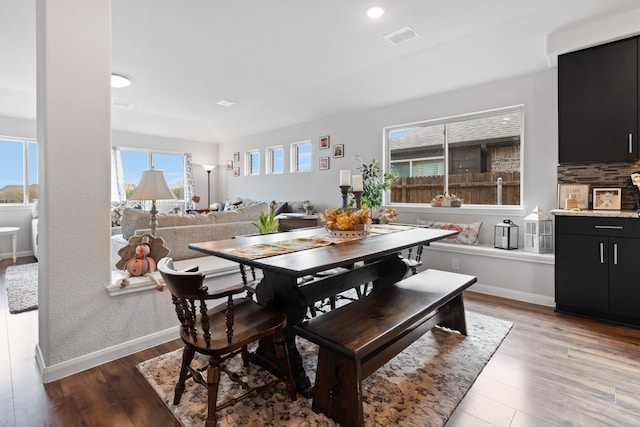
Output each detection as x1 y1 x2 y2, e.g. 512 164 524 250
274 331 297 401
174 346 196 405
206 355 221 427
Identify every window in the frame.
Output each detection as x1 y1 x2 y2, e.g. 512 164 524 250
119 149 185 200
291 140 312 173
246 150 260 176
387 106 522 206
266 145 284 174
0 138 38 204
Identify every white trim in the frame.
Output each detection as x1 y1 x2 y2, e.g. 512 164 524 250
469 282 555 307
37 327 179 383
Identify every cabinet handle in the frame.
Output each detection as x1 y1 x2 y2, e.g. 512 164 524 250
600 242 604 264
594 225 623 230
630 134 634 154
613 243 618 265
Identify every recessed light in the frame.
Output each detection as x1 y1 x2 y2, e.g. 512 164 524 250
367 7 385 19
111 73 131 88
216 100 235 107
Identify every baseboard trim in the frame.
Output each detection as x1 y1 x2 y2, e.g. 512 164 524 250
37 327 179 383
470 282 555 307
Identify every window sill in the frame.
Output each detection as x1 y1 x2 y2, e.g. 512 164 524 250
425 241 554 265
107 257 240 296
391 204 527 217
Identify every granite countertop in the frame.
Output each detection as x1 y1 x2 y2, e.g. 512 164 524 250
551 209 640 218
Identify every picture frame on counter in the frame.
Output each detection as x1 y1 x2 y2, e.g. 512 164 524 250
557 183 589 210
592 187 621 210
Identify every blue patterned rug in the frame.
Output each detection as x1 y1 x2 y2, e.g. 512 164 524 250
137 310 512 426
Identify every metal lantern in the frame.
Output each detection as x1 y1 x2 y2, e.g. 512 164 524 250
494 219 519 250
524 206 553 253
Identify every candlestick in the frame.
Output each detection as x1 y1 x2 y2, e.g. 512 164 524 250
340 185 350 209
352 174 363 192
353 191 363 209
340 170 351 186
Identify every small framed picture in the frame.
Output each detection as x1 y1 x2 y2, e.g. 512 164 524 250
333 144 344 158
233 167 240 177
227 160 233 170
593 188 621 210
320 135 330 149
557 184 589 210
233 152 240 162
319 156 330 170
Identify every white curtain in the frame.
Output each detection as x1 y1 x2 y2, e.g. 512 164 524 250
111 146 125 203
184 153 195 208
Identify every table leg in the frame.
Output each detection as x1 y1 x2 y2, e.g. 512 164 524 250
255 273 313 397
12 231 17 263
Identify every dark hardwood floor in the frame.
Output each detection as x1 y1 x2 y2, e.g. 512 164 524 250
2 256 640 426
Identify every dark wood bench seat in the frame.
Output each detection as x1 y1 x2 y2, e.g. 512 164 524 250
293 268 477 427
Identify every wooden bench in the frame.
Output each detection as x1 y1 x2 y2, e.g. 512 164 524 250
293 269 477 427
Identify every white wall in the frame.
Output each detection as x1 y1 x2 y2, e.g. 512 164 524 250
220 69 558 305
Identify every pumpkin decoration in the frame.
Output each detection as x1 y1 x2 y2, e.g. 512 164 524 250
124 236 157 276
116 233 170 290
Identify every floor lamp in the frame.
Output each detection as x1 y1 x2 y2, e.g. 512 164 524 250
129 169 176 236
203 165 216 211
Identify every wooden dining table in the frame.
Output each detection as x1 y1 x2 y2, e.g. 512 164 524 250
188 225 456 396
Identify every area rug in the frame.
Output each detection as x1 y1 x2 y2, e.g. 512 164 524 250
137 311 512 426
4 262 38 314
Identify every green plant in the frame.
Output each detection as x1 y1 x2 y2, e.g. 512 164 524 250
357 158 398 211
251 211 279 233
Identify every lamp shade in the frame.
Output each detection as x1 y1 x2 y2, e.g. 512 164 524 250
129 170 176 201
202 164 216 172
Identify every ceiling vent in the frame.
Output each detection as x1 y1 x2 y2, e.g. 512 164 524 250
383 26 419 45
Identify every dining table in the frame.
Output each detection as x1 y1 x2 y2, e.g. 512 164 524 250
188 224 457 396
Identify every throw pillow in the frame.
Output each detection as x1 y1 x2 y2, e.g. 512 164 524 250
416 219 482 245
274 202 289 215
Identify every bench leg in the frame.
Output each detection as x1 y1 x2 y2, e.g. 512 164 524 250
312 347 364 427
437 294 468 335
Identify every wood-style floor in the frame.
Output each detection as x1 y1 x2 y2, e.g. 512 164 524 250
2 256 640 426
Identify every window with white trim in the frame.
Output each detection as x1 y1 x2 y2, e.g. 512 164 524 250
266 145 284 174
0 138 38 204
291 140 312 173
119 149 185 200
386 106 523 206
246 150 260 176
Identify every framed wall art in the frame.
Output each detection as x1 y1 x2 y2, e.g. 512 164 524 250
320 135 330 149
233 152 240 162
592 187 621 210
319 156 329 170
233 167 240 177
227 160 234 170
333 144 344 158
557 184 589 210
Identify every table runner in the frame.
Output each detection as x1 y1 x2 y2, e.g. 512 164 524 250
221 224 414 260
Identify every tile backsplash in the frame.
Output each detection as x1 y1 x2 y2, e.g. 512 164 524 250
557 161 640 210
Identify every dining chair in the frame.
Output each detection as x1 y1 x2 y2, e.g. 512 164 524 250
157 257 296 427
401 244 424 276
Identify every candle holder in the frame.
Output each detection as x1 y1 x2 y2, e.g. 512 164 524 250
353 191 363 208
340 185 350 208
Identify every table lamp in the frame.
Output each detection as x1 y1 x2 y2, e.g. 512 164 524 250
129 169 176 236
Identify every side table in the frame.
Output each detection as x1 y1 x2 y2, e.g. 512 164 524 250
276 214 319 232
0 226 19 263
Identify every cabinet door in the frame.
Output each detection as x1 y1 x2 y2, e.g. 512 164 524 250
609 237 640 319
556 233 608 312
558 37 638 164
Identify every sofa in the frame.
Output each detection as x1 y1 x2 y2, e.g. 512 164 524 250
108 202 270 294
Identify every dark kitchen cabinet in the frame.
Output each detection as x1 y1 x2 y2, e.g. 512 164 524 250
558 36 639 164
555 215 640 327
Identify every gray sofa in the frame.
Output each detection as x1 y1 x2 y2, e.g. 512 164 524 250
111 202 268 268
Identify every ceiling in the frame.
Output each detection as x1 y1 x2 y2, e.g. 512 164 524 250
1 0 639 143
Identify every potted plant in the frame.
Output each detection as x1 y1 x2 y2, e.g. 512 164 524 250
357 158 398 220
303 200 314 215
251 211 279 233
